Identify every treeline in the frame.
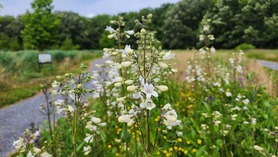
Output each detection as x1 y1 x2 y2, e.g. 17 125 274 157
0 0 277 51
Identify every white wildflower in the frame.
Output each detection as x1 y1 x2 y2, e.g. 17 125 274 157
162 51 175 60
143 83 158 98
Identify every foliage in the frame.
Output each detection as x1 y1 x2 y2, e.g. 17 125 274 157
60 37 80 50
11 14 278 157
1 0 278 50
163 0 212 49
21 0 60 50
99 31 114 48
235 43 256 50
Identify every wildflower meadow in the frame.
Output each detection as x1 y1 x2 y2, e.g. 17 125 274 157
11 15 278 157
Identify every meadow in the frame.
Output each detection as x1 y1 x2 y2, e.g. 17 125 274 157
0 50 101 108
10 15 278 157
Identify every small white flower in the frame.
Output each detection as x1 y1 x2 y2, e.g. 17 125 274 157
199 35 204 41
162 51 175 60
83 145 92 156
40 152 52 157
214 120 221 126
176 131 183 136
68 105 74 113
225 91 232 97
27 151 34 157
236 65 242 73
162 103 172 110
143 83 158 98
231 114 237 121
208 34 215 40
105 26 116 33
133 92 142 99
108 34 116 39
84 134 94 143
242 99 249 105
203 25 209 31
91 117 101 124
125 30 134 35
251 118 257 124
210 47 216 53
118 115 132 123
33 147 41 154
229 58 235 64
140 98 156 110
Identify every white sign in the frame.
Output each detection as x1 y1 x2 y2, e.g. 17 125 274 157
38 54 52 63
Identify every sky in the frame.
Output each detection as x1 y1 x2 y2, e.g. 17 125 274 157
0 0 180 17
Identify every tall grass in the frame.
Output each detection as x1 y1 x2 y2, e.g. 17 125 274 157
0 50 101 108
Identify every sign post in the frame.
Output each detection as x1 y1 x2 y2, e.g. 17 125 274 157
38 54 52 72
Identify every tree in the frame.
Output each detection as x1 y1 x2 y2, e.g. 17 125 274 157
21 0 60 50
163 0 212 49
87 14 111 49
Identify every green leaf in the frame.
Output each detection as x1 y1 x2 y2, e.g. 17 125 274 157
76 142 85 152
100 130 107 143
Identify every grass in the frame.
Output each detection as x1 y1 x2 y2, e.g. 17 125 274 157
243 49 278 62
173 49 278 96
0 50 102 108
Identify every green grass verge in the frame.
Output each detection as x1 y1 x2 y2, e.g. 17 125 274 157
0 50 102 108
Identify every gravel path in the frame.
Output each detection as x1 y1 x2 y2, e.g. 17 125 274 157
0 58 105 157
257 60 278 71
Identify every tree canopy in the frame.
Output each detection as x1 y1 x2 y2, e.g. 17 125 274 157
0 0 277 50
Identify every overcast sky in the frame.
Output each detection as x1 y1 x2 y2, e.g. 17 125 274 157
0 0 180 17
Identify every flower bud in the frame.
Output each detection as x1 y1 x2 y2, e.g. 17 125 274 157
121 61 132 67
125 80 133 85
171 68 178 73
115 82 122 87
105 60 114 65
77 84 82 89
156 85 168 92
127 85 138 92
140 28 146 35
158 62 168 69
117 97 126 102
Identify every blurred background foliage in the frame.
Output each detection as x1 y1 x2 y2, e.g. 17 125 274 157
0 0 277 51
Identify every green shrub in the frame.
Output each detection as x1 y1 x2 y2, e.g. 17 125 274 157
60 37 80 50
235 43 256 50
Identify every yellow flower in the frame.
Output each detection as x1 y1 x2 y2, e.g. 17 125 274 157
163 150 167 154
115 153 119 156
192 148 197 153
166 153 171 157
169 147 173 151
174 146 178 151
197 139 202 145
183 150 188 154
157 151 160 155
164 136 167 139
107 145 112 149
186 140 191 144
177 138 182 142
